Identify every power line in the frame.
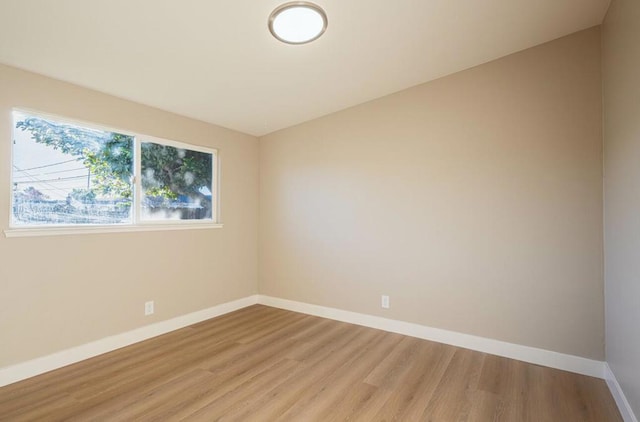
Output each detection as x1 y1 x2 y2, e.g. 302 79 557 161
37 166 87 175
14 174 88 184
12 165 71 196
12 166 88 182
13 158 80 172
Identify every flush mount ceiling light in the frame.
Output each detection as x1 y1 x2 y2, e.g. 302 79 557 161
268 2 328 45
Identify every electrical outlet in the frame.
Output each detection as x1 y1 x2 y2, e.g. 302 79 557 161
381 295 390 309
144 300 154 316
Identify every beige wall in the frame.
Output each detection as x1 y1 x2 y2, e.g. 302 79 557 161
0 25 609 371
603 0 640 414
0 64 259 367
260 28 604 359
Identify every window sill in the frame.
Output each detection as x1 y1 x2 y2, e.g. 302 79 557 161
4 223 223 238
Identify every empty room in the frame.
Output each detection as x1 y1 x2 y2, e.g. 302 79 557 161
0 0 638 420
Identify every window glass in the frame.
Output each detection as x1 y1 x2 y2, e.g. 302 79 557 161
140 141 213 221
12 111 133 226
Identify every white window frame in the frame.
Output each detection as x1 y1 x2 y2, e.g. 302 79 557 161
5 108 222 238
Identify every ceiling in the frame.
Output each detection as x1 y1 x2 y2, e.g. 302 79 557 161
0 0 611 136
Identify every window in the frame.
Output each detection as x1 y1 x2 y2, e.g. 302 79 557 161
9 110 218 235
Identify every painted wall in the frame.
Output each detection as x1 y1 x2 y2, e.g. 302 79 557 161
603 0 640 415
0 64 259 367
259 28 604 360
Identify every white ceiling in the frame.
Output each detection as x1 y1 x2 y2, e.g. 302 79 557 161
0 0 610 136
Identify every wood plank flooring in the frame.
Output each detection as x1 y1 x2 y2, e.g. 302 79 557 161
0 305 622 421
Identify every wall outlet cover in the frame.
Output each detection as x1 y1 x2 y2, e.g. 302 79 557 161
145 301 154 316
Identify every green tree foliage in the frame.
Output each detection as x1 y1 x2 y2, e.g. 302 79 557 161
141 143 212 200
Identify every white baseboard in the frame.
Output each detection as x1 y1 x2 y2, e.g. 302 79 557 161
257 295 605 379
1 292 618 411
605 363 638 422
0 295 259 387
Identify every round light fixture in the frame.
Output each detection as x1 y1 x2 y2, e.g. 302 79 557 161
268 2 327 45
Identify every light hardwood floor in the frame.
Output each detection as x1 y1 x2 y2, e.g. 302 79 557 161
0 305 622 421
